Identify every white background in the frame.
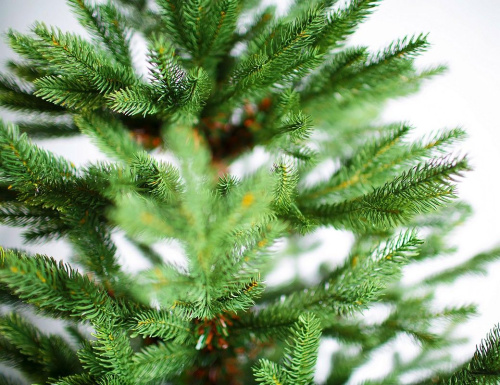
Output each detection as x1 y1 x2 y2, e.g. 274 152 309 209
0 0 499 383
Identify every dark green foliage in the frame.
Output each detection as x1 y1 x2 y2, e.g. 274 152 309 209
16 120 79 138
0 74 65 113
446 325 500 384
0 0 498 384
107 35 210 117
0 313 82 381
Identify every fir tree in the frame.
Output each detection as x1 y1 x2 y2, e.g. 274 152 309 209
0 0 499 384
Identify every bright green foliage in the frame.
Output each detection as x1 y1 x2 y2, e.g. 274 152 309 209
0 0 499 384
0 248 126 322
0 121 76 204
74 113 142 162
302 156 469 232
425 247 500 285
67 0 133 68
254 313 321 385
129 342 195 383
282 313 322 384
130 309 193 344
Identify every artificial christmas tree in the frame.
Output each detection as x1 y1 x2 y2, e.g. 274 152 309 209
0 0 499 384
